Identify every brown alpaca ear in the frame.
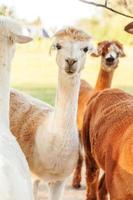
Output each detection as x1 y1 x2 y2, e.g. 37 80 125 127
114 41 126 57
97 41 108 56
124 22 133 34
90 48 100 57
91 41 106 57
90 52 100 57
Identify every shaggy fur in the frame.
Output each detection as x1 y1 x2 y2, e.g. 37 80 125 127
82 89 133 200
54 27 91 41
10 89 53 170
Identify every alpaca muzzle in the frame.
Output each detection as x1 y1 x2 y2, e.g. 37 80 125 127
65 58 77 74
105 56 115 66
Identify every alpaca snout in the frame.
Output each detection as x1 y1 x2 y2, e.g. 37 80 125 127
65 58 77 74
106 56 115 65
105 56 116 67
65 58 77 66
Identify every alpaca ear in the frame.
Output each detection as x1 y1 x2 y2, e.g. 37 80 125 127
90 52 100 57
10 32 33 44
124 22 133 34
114 41 126 57
90 46 100 57
119 49 126 57
14 34 33 43
90 44 103 57
97 41 108 56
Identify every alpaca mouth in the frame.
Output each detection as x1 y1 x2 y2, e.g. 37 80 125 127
106 61 115 66
65 68 76 74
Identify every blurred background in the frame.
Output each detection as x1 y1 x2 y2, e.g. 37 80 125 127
0 0 133 105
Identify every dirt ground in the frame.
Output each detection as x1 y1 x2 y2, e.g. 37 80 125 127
35 170 86 200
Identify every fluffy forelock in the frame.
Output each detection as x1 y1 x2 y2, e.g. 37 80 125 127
54 27 91 41
98 40 123 54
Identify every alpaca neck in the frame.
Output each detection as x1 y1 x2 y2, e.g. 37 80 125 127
0 51 11 133
78 86 92 130
95 66 114 91
53 70 80 133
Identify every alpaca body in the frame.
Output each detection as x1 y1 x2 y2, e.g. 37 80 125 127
0 133 33 200
10 73 79 182
72 40 125 189
77 63 114 133
10 27 93 200
38 72 80 181
83 89 133 199
77 80 93 131
87 89 133 169
0 16 33 200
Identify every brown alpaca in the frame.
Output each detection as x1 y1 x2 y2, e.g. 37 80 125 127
82 88 133 200
124 22 133 34
72 40 125 189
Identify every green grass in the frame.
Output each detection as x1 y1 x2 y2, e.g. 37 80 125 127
13 84 56 105
11 39 133 106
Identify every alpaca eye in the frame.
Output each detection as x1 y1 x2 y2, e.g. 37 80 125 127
116 52 119 57
83 47 88 53
56 43 62 50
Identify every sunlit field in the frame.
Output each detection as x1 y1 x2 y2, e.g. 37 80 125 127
11 39 133 106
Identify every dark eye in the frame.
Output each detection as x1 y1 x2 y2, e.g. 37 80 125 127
116 52 119 57
56 43 62 50
83 47 88 53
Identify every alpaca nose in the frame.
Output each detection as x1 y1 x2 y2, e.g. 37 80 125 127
106 56 115 63
65 58 77 66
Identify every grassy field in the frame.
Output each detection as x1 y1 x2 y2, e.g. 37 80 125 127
11 39 133 106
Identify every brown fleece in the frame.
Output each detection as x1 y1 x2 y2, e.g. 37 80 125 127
72 40 125 189
82 88 133 200
10 89 53 170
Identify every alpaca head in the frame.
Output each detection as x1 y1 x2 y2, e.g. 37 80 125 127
92 40 125 72
52 27 93 76
0 16 32 65
124 22 133 34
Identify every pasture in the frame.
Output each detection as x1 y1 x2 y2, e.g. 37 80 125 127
11 39 133 106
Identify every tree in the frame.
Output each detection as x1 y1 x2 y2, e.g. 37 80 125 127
79 0 133 18
0 5 15 17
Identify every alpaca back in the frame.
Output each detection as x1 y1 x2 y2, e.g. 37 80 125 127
10 89 53 166
83 88 133 168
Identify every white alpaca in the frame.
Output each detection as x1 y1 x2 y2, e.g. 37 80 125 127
10 27 94 200
0 16 33 200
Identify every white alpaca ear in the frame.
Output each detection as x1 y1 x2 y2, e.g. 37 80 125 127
14 34 33 43
90 47 100 57
10 32 33 44
49 44 55 55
